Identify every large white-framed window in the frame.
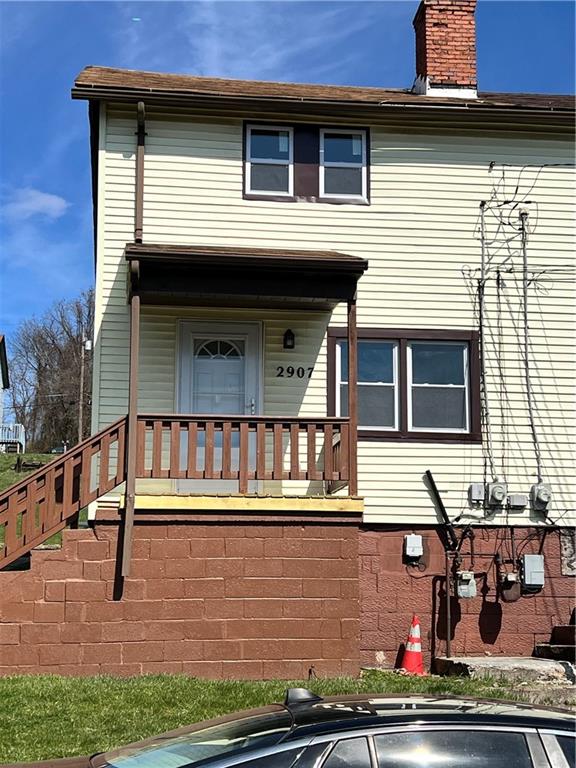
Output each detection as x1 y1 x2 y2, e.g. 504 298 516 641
245 125 293 196
336 339 399 430
320 128 367 201
407 341 470 433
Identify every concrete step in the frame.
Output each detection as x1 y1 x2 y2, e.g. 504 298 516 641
534 643 576 663
436 655 575 684
551 625 576 645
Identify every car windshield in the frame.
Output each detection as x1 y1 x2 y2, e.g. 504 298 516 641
103 709 293 768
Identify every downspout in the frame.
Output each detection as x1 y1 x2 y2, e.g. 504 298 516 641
134 101 146 244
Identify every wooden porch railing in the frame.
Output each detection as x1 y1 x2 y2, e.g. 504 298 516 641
0 417 126 570
136 414 351 494
0 413 354 572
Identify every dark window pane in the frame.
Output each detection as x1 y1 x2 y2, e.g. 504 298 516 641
412 386 467 430
375 730 531 768
323 133 364 163
339 341 348 380
324 737 371 768
359 342 394 382
339 341 394 383
238 747 302 767
250 129 290 160
250 164 289 193
558 736 576 764
411 342 466 385
341 384 395 428
324 167 363 196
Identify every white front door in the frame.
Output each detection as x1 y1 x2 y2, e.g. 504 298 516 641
178 321 261 491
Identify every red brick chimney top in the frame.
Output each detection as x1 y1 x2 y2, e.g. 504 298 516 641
412 0 478 97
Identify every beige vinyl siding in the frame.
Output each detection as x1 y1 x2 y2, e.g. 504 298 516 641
138 306 329 419
92 104 575 524
137 307 329 495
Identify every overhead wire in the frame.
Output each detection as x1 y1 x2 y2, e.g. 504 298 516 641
468 160 573 492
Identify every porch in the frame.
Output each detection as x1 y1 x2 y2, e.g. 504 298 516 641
121 242 366 572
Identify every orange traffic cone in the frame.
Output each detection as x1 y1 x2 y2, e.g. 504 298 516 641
398 614 426 675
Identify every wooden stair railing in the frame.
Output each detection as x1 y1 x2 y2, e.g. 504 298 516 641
0 417 127 570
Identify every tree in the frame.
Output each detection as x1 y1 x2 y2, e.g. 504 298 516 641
8 290 94 452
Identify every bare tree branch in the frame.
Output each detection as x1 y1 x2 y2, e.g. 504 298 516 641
7 290 94 451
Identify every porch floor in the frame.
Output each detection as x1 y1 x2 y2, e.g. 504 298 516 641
121 493 364 513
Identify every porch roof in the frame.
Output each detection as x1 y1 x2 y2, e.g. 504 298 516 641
124 242 368 309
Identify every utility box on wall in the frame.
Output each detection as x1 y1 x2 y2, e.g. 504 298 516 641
521 554 545 590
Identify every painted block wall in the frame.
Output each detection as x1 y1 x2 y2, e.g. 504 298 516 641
359 525 575 669
0 521 359 678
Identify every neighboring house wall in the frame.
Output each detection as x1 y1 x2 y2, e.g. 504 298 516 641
92 104 575 525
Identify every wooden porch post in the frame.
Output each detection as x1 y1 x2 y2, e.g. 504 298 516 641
121 101 145 578
122 280 140 577
347 295 358 497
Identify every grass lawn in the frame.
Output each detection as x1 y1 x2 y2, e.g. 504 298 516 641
0 453 88 548
0 453 53 493
0 670 563 763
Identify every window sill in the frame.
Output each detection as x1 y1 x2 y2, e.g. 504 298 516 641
358 430 482 444
317 196 370 206
244 192 297 203
243 193 370 206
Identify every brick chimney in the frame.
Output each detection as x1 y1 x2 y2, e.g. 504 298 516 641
412 0 478 98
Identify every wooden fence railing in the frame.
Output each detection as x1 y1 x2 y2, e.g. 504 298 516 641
136 414 351 494
0 417 126 570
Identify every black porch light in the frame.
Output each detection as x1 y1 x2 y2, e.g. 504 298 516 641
283 329 295 350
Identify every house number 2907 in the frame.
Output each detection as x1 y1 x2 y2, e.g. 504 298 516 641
276 366 314 379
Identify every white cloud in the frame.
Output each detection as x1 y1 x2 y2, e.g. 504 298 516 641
0 215 93 333
113 1 383 84
2 187 70 221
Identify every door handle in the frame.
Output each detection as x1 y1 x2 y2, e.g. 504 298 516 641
248 397 256 415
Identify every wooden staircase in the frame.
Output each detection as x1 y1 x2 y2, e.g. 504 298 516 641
0 418 127 571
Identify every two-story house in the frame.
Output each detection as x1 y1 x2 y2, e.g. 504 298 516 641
0 0 574 677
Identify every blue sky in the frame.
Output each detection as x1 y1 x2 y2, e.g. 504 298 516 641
0 0 574 337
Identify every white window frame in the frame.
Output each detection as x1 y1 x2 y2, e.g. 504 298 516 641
407 341 470 433
245 124 294 197
336 339 399 431
319 128 367 201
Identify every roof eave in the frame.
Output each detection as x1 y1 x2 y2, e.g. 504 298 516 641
70 85 575 121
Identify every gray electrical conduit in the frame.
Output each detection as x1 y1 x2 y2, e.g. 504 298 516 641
519 211 543 483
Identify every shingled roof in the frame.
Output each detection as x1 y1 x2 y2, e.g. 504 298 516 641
124 242 368 273
73 66 575 113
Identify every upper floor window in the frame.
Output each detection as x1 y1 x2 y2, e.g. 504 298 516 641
246 125 293 196
329 328 481 442
320 129 367 200
244 123 369 204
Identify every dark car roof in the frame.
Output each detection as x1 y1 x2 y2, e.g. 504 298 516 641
282 694 575 740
